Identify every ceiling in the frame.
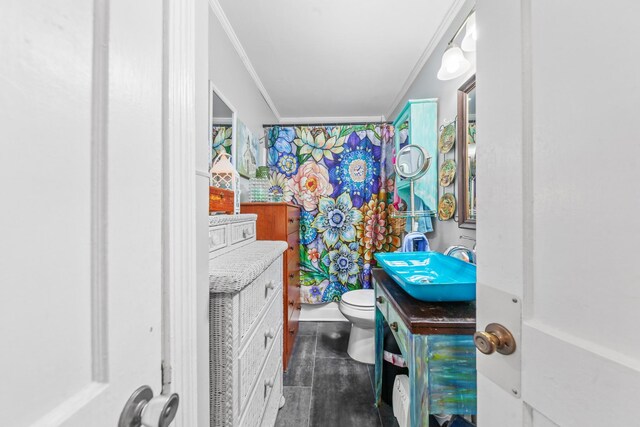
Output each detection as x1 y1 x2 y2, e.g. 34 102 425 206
215 0 464 122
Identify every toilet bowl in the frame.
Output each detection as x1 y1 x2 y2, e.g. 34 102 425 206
338 289 376 364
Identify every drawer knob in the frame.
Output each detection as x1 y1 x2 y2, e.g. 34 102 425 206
265 378 274 388
288 218 294 224
289 273 295 279
376 296 384 304
289 328 295 334
390 322 398 332
289 300 294 306
264 328 275 339
289 246 294 251
265 280 276 290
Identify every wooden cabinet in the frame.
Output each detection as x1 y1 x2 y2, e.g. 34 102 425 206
373 269 477 425
241 202 301 371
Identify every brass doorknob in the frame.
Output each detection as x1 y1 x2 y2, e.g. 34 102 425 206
474 323 516 355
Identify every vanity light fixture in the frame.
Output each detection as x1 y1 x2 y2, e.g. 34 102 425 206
461 13 477 52
437 10 476 81
437 44 471 81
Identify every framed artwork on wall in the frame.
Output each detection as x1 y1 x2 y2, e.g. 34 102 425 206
235 119 258 178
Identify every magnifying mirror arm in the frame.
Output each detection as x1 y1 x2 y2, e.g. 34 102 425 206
410 179 417 232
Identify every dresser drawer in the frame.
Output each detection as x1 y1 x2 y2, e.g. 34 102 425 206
286 207 299 234
374 278 389 319
209 225 228 254
286 233 300 271
239 332 282 427
286 284 300 320
231 220 256 245
239 259 282 342
238 292 282 413
260 359 283 427
386 300 410 357
285 268 300 287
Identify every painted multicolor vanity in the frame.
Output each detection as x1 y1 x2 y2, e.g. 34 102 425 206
373 269 477 426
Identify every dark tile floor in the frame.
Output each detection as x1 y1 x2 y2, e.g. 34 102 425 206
275 321 399 427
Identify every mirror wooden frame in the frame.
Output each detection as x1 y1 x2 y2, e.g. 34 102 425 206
457 75 476 229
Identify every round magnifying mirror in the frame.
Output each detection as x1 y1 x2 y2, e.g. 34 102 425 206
395 145 432 180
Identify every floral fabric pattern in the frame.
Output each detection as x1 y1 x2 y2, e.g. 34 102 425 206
268 172 293 203
313 193 362 247
211 126 232 166
289 162 333 211
267 124 401 303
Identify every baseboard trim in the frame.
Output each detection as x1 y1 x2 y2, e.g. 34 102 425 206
299 302 347 322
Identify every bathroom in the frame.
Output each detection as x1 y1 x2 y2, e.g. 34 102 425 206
4 0 639 426
205 0 637 426
207 1 480 424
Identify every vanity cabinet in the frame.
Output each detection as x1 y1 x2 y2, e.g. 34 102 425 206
373 269 477 426
209 214 287 426
393 99 438 212
240 202 301 371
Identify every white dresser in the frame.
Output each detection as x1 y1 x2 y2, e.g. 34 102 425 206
209 214 287 427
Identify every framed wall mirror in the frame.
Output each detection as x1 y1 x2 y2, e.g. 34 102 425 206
457 75 476 229
209 81 237 172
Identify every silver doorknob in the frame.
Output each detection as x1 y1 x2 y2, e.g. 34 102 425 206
119 386 179 427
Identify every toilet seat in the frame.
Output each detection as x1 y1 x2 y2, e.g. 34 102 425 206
340 289 375 310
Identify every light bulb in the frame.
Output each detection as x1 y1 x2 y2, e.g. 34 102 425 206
437 45 470 81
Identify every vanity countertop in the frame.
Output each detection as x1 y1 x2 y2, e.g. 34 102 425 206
209 240 287 294
373 268 476 335
208 213 257 227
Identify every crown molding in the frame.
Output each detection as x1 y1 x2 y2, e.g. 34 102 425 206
210 0 468 125
277 115 386 125
208 0 282 121
385 0 467 119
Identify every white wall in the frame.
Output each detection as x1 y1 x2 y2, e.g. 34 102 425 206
208 8 278 201
389 0 477 253
195 7 279 425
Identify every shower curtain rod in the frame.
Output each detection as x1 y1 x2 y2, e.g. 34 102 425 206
263 121 389 127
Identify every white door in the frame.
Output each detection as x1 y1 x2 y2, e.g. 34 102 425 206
0 1 165 425
476 0 640 425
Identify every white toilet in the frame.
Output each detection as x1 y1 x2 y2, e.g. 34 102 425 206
338 289 376 364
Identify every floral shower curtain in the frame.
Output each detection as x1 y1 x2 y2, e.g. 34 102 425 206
266 124 401 304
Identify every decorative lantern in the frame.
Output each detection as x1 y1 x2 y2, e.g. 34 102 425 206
210 152 240 214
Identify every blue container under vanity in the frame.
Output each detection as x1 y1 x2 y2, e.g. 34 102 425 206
374 252 476 302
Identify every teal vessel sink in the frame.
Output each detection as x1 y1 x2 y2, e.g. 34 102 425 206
374 252 476 302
